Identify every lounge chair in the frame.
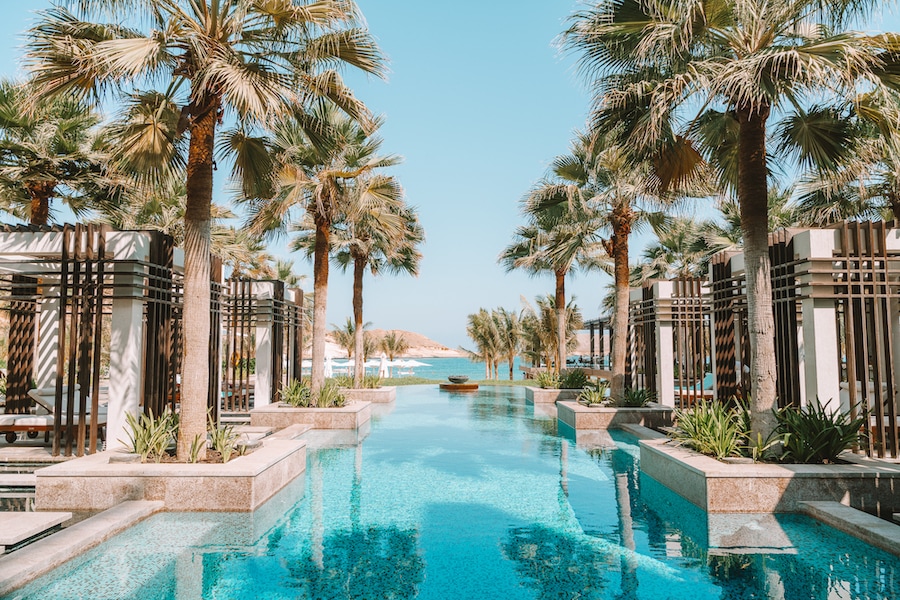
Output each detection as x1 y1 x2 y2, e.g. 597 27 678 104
0 385 106 444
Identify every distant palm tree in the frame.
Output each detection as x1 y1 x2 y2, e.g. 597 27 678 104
520 295 582 373
27 0 385 458
0 80 120 224
380 331 409 362
495 308 523 381
331 318 371 358
465 308 502 379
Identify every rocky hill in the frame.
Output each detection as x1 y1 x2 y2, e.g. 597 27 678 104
324 329 466 358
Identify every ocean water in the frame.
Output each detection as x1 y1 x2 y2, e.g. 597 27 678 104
384 356 523 382
6 386 897 600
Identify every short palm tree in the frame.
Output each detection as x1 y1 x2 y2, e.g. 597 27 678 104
26 0 385 458
0 79 119 224
465 308 502 379
241 105 398 396
564 0 890 437
330 317 370 359
380 331 408 362
520 295 583 373
495 307 522 381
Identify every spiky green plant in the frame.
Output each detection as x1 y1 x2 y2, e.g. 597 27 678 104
281 379 313 408
559 369 590 390
611 388 656 408
207 414 239 464
775 399 866 464
120 409 177 463
671 402 749 459
314 380 347 408
579 380 610 406
535 370 559 389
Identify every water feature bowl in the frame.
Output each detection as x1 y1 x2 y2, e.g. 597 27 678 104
448 375 469 384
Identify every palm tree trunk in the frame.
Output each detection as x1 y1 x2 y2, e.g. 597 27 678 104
508 355 515 380
610 208 632 400
176 96 219 460
26 182 54 226
555 269 567 371
737 104 778 440
310 213 332 395
352 254 365 388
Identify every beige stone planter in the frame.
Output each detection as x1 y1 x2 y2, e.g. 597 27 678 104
341 387 396 403
524 387 581 404
251 400 371 430
557 401 674 430
34 431 307 512
640 437 900 518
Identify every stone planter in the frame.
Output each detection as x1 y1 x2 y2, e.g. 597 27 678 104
251 400 371 431
640 437 900 517
524 387 581 404
556 401 674 430
34 426 308 512
341 387 396 403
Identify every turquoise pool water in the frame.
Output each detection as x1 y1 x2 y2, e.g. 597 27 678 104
5 386 898 599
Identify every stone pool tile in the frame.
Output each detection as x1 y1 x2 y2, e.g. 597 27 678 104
0 512 71 552
801 501 900 557
0 500 163 597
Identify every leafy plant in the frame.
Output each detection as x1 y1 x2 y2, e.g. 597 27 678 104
559 369 590 390
188 433 204 464
208 413 240 463
120 409 178 463
535 370 559 389
579 380 609 406
281 379 313 407
362 374 383 389
610 388 656 408
331 374 354 387
774 399 866 464
314 380 347 408
671 402 749 459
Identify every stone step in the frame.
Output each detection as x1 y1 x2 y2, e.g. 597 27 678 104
0 474 36 488
893 513 900 525
0 511 71 553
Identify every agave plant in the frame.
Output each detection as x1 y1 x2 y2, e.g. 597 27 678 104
535 370 559 389
281 379 312 408
671 402 749 460
610 388 656 408
579 380 610 407
120 409 178 463
559 369 590 390
774 400 867 464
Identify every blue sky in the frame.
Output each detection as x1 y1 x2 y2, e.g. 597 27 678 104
1 2 897 350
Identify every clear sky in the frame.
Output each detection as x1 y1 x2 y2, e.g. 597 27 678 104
1 1 897 350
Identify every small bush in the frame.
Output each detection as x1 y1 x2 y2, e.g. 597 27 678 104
775 399 866 464
208 413 240 463
559 369 590 390
610 388 656 408
331 374 353 388
314 380 347 408
281 379 312 407
120 409 178 463
579 380 609 406
535 370 559 389
361 374 383 389
671 402 748 459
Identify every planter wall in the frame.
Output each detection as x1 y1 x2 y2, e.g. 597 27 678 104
341 387 396 403
556 401 674 430
640 437 900 517
34 431 307 512
250 400 371 430
525 387 581 404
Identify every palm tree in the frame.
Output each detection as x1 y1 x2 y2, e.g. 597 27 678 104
0 80 120 224
331 317 369 358
380 331 408 361
564 0 889 437
495 307 522 381
520 295 583 373
500 162 604 375
241 105 398 397
27 0 384 458
465 308 502 379
335 185 423 388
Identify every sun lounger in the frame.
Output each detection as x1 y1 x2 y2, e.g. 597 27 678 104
0 385 106 444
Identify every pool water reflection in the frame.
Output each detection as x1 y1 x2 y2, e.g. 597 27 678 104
5 385 898 599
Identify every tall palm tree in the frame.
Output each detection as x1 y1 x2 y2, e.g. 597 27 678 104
0 80 120 224
565 0 889 437
27 0 384 458
333 184 423 388
500 163 604 375
241 105 398 396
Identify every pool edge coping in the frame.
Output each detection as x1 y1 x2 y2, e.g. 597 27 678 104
0 500 164 597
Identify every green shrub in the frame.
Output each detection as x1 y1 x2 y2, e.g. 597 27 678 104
281 379 312 407
331 374 353 388
362 374 383 389
559 369 590 390
611 387 656 408
208 413 240 463
535 370 559 389
120 409 178 463
671 402 748 459
775 399 866 464
579 380 609 406
314 380 347 408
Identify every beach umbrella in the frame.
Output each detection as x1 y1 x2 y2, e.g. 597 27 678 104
324 356 333 378
379 353 389 378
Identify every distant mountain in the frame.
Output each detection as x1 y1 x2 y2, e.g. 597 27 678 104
323 329 466 358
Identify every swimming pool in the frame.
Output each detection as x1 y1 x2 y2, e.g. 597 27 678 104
4 386 898 599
